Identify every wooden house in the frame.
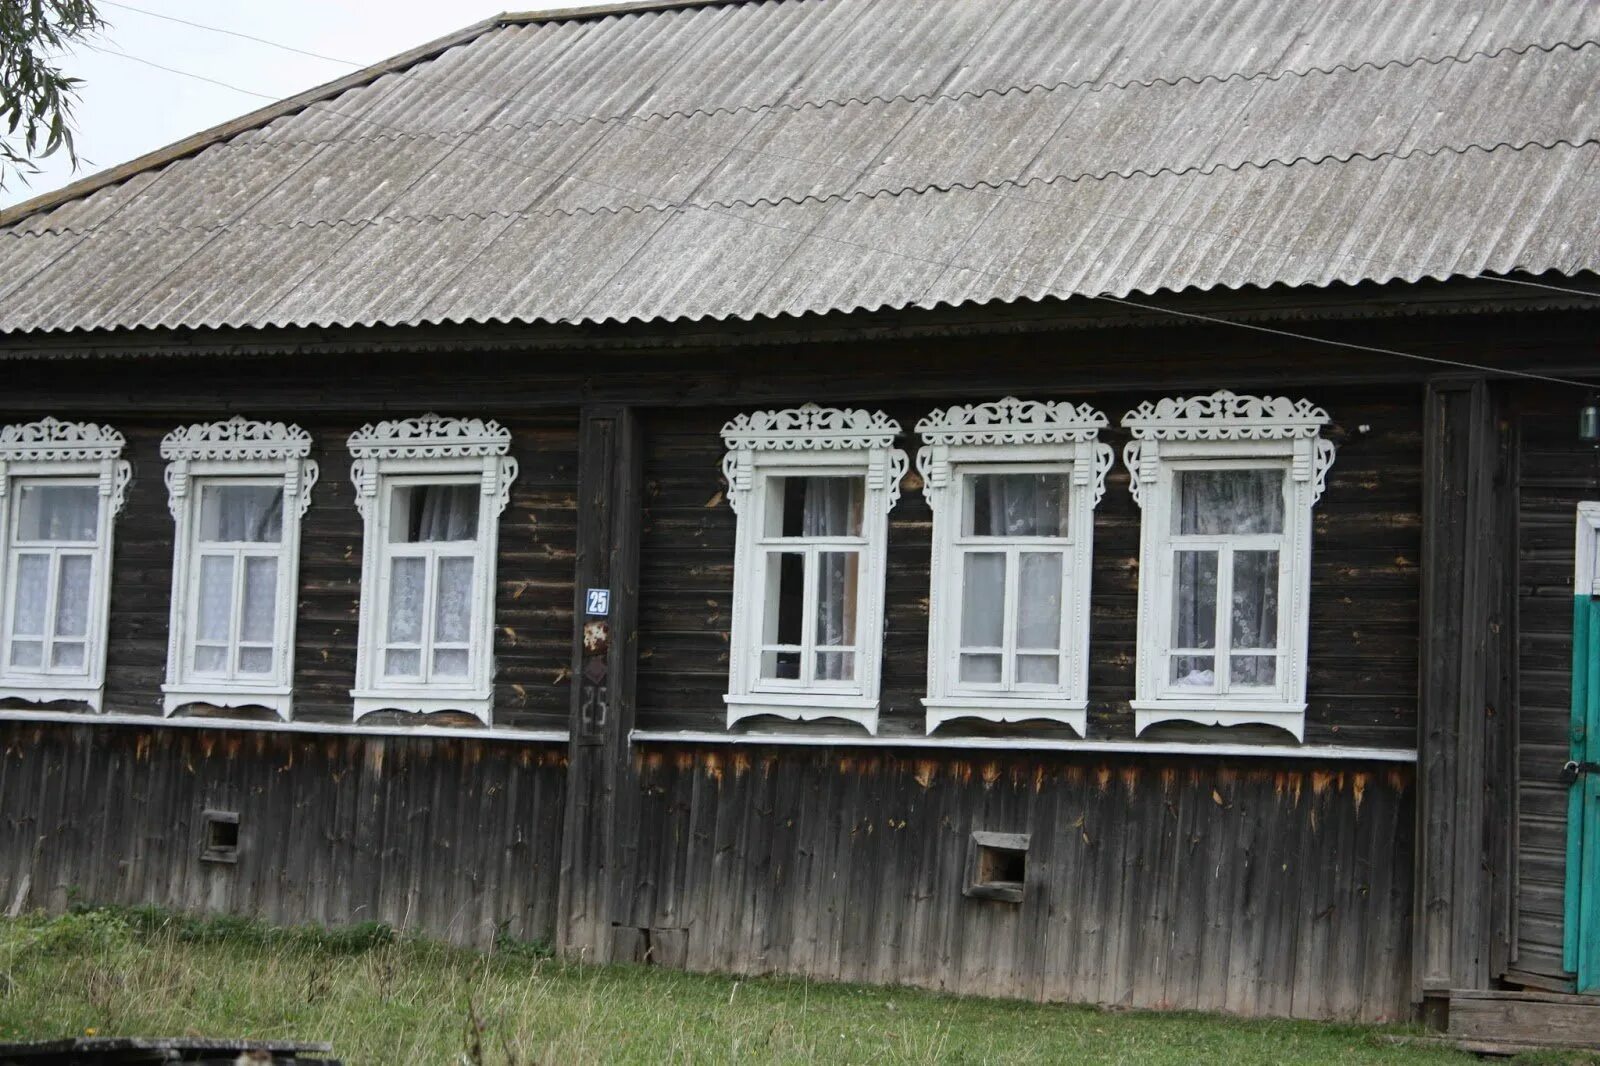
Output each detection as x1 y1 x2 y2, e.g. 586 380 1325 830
1 0 1599 1040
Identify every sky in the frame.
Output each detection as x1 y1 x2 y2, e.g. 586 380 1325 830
1 0 565 209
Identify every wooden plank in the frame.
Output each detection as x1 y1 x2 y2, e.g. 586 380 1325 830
1415 376 1513 996
557 405 644 960
1448 994 1600 1048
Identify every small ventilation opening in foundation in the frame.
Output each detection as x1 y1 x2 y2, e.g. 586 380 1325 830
965 830 1029 903
201 810 239 864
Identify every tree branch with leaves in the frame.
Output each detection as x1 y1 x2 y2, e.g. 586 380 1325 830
1 0 104 191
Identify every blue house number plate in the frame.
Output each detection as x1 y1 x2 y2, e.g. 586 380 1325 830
585 588 611 616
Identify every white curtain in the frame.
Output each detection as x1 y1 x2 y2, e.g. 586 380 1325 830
201 485 282 543
959 552 1004 683
403 485 478 542
16 484 98 542
971 473 1068 537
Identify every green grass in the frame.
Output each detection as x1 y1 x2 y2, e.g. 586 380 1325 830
0 908 1588 1065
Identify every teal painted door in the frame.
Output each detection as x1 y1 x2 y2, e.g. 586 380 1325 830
1565 505 1600 991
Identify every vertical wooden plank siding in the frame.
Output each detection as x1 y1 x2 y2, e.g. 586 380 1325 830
620 747 1415 1021
558 406 644 960
1414 377 1514 995
1511 387 1600 982
0 724 567 944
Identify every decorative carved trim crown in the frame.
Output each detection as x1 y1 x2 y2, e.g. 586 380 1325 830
161 417 312 462
0 417 126 462
348 413 512 460
1121 391 1336 508
915 397 1108 446
721 404 900 452
1121 390 1330 441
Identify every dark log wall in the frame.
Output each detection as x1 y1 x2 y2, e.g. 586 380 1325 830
0 723 566 944
616 745 1416 1021
0 404 577 732
1513 386 1600 980
638 387 1422 748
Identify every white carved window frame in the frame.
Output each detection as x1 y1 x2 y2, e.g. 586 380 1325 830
0 418 131 712
721 404 907 734
915 398 1113 736
1122 390 1335 741
1577 502 1600 598
348 413 517 725
160 418 317 719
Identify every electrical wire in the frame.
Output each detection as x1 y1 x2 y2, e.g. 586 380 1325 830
59 36 1600 391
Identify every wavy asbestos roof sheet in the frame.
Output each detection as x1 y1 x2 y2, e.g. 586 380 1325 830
1 0 1598 334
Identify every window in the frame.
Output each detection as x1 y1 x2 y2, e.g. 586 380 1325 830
0 418 131 711
1122 391 1335 739
916 398 1113 734
722 404 906 733
161 418 317 718
348 414 517 724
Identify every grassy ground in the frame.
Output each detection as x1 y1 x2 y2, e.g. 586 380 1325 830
0 909 1590 1065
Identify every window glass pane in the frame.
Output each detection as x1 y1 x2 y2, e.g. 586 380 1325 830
1016 654 1060 685
814 551 858 648
965 473 1071 538
237 647 273 675
1174 469 1284 535
1170 655 1216 687
199 485 283 543
53 555 92 638
814 650 855 682
959 654 1002 684
760 649 801 680
11 554 49 636
765 476 864 538
960 552 1005 647
10 641 42 669
386 557 425 643
384 648 420 677
240 557 278 644
15 484 98 542
52 642 85 671
389 484 479 543
197 556 234 642
1171 550 1217 649
762 551 804 648
434 648 469 677
1231 550 1280 650
1015 552 1062 650
193 645 227 675
434 557 474 644
1230 655 1277 686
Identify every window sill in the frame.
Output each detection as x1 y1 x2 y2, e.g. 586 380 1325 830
351 689 492 725
724 693 879 734
163 684 292 719
922 697 1086 736
0 679 104 713
1130 699 1305 741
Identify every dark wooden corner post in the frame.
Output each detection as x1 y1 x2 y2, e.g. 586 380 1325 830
1414 375 1516 1005
558 405 643 962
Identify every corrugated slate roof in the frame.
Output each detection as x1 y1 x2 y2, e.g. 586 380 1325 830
2 0 1598 333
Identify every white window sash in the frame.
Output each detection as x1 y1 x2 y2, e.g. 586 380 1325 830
371 475 484 689
1122 391 1335 741
348 415 517 726
722 405 905 735
0 419 130 713
161 421 315 719
916 399 1112 736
